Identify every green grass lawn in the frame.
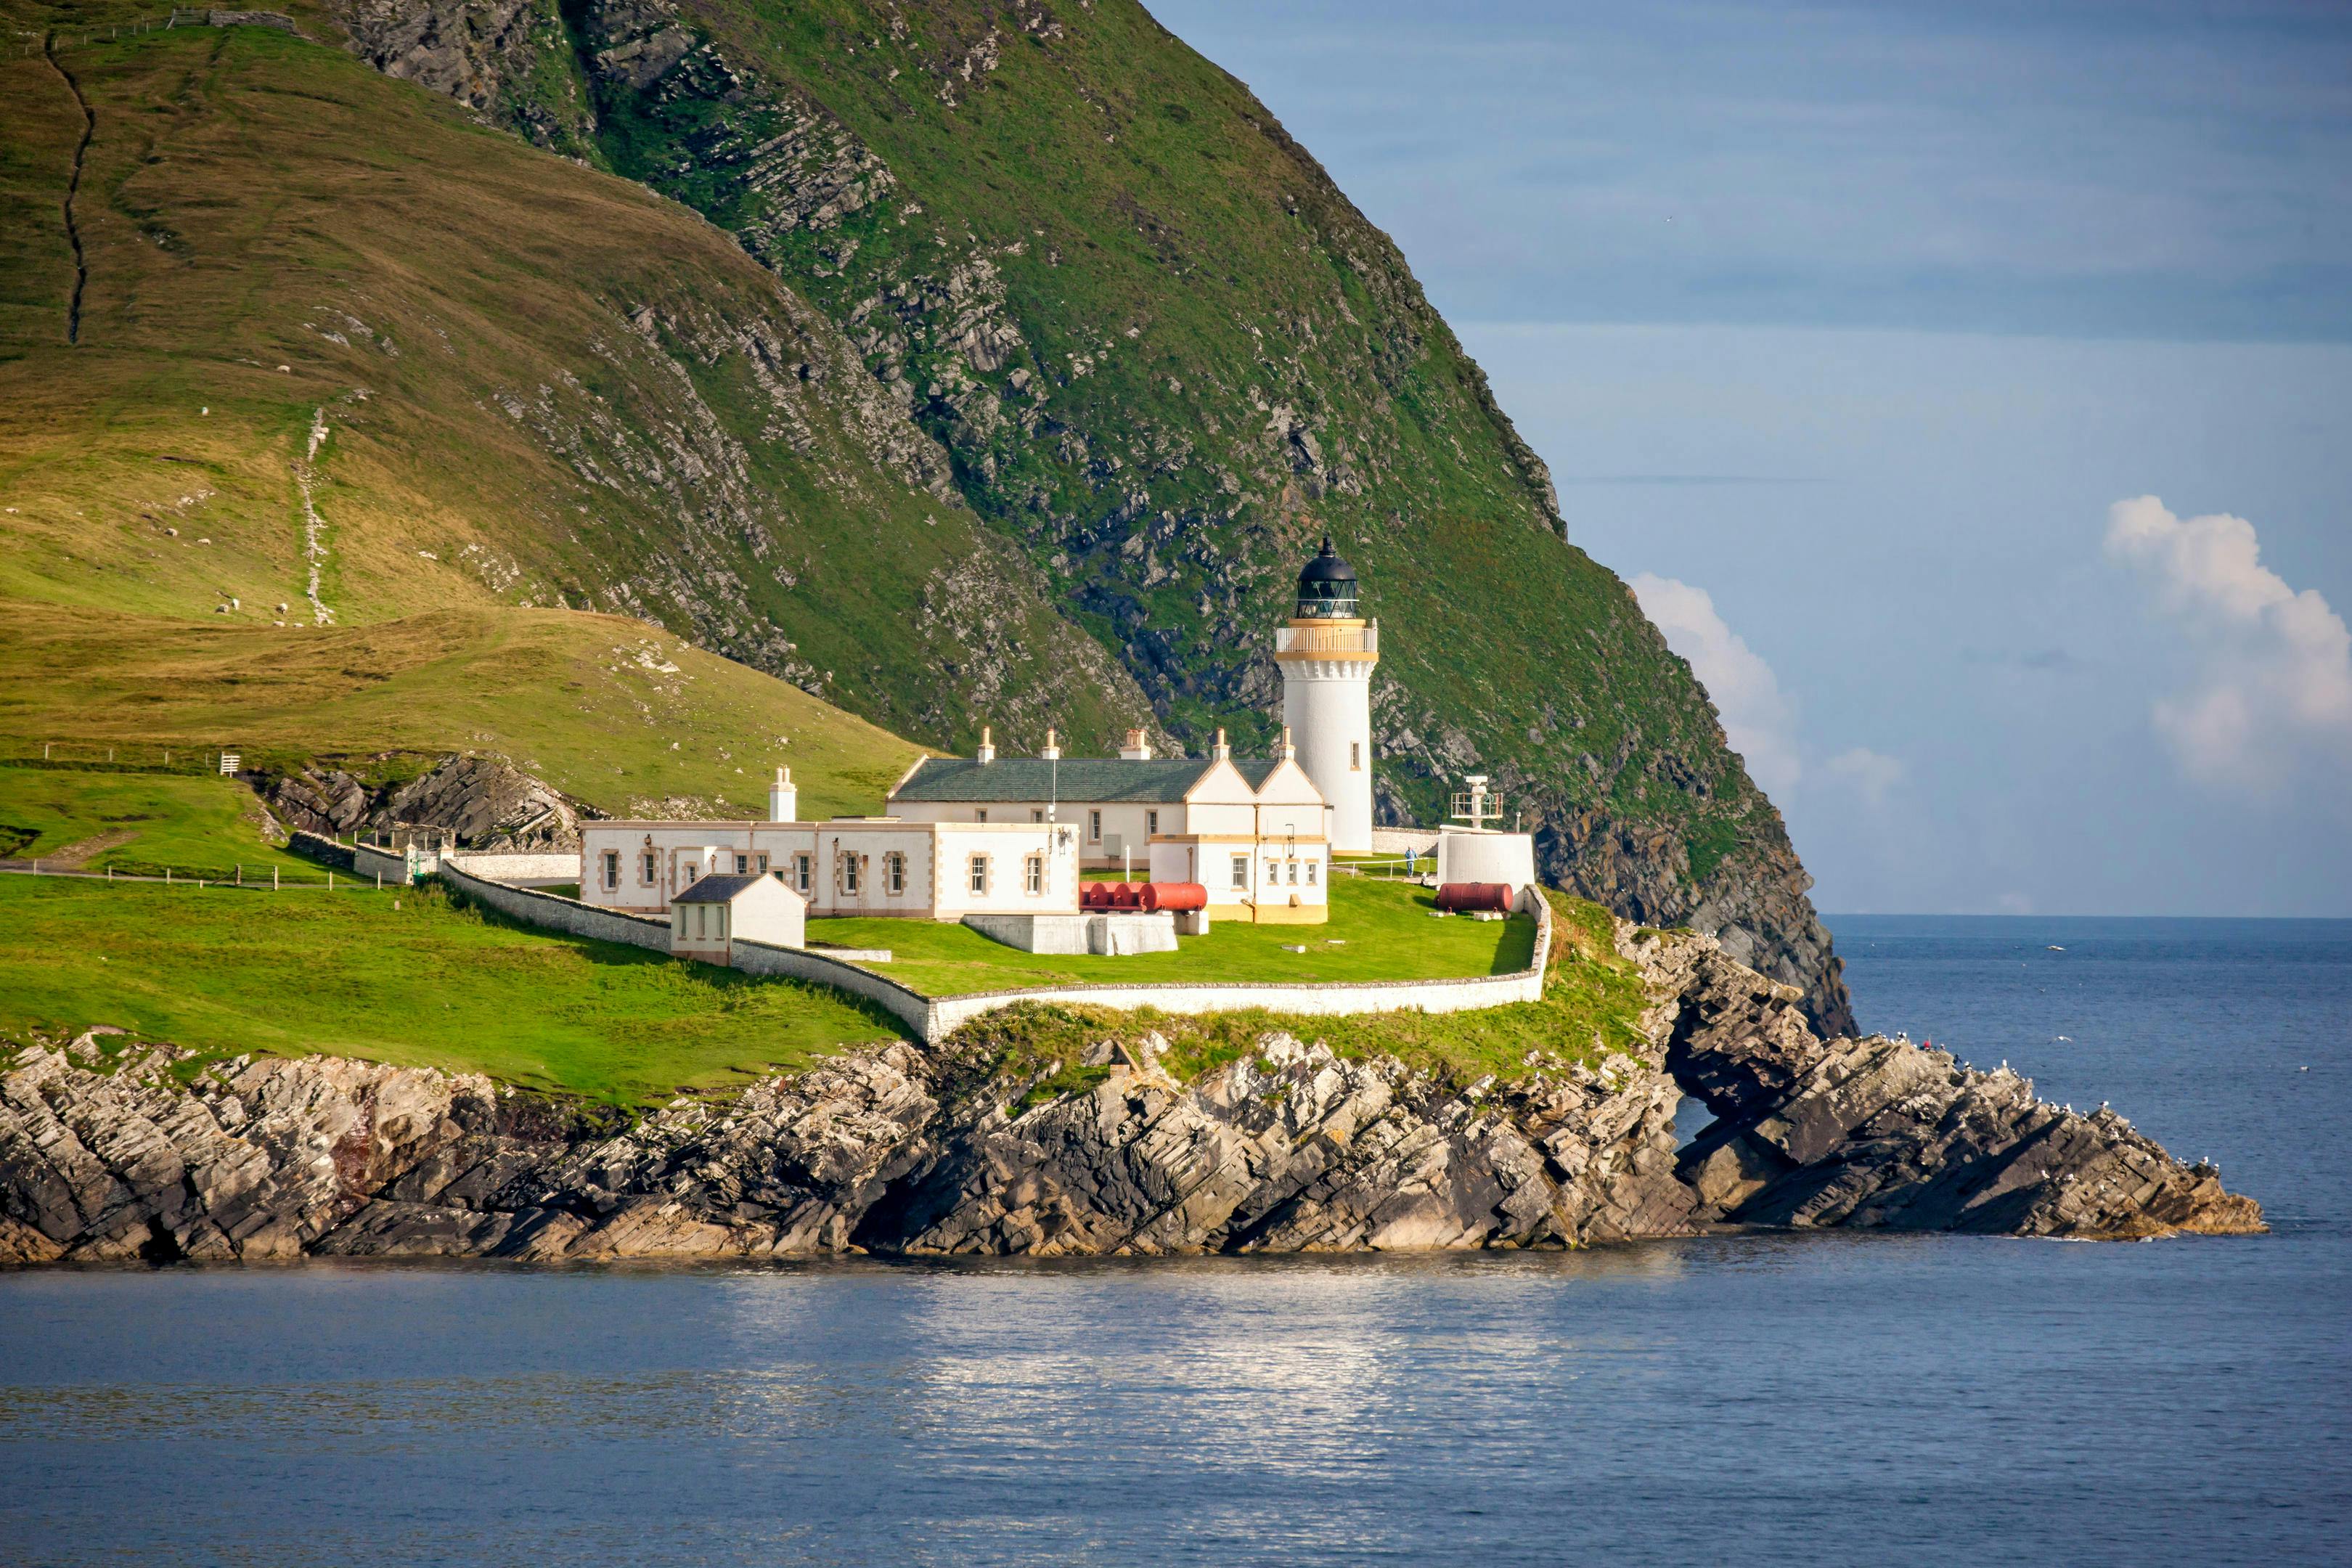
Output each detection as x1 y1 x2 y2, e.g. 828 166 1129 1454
0 762 324 880
0 877 907 1103
820 874 1537 997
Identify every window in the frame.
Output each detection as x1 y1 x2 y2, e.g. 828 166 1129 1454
601 851 619 891
1350 740 1363 771
641 852 657 885
1306 860 1318 886
1088 809 1102 842
695 905 709 937
1032 809 1043 822
1146 809 1159 836
793 854 812 894
756 853 769 873
1230 855 1249 890
885 852 905 895
1024 854 1044 895
1265 858 1278 884
969 855 989 895
975 809 988 824
735 854 749 875
1287 859 1299 885
843 853 861 895
682 865 698 886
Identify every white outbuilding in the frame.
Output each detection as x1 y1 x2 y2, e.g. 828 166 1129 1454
669 872 807 963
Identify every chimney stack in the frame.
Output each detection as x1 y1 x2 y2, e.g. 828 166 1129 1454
768 766 797 823
1040 727 1062 761
1213 727 1231 761
1280 724 1297 761
976 725 995 765
1119 727 1153 761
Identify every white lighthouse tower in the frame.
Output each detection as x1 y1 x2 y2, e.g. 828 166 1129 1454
1275 538 1379 852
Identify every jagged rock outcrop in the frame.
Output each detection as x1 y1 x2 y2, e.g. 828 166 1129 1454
1630 928 2263 1239
0 925 2257 1264
263 754 591 850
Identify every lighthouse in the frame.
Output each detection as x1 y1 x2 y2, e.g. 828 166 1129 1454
1275 538 1379 852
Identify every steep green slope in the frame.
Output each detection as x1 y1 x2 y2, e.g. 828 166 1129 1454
1 0 1851 1032
0 6 1157 753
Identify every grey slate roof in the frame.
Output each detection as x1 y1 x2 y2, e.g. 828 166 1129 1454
672 873 770 904
891 755 1286 804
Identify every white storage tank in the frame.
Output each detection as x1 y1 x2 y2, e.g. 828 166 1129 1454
1435 828 1537 899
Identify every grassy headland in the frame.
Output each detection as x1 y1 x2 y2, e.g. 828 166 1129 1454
0 875 907 1103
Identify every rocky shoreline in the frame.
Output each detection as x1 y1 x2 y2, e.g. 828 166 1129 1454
0 924 2260 1265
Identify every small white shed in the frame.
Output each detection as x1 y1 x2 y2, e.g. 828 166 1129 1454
670 873 807 964
1434 828 1538 899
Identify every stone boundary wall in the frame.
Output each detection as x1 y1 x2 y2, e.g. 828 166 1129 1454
286 830 354 872
436 862 670 954
441 866 1551 1045
1368 828 1440 857
923 886 1551 1039
351 842 414 886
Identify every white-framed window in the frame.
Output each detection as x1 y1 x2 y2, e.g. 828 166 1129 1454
1306 860 1318 886
756 853 769 873
1146 809 1159 836
1032 809 1043 822
1287 859 1299 885
1350 741 1362 770
1265 858 1278 884
886 852 906 894
682 865 698 886
695 905 709 937
735 854 749 875
793 854 812 894
1024 854 1044 895
1230 855 1249 890
640 852 657 886
601 851 619 891
969 854 990 895
976 808 989 824
843 853 861 894
1088 809 1102 842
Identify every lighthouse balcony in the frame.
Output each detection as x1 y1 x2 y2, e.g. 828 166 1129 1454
1274 622 1379 658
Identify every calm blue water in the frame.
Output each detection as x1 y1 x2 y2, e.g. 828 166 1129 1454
1 916 2345 1566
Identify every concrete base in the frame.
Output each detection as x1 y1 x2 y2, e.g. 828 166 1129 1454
963 911 1179 955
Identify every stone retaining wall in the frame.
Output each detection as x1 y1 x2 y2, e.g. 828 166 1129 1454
285 830 354 872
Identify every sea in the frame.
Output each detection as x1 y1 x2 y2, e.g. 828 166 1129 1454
0 915 2345 1567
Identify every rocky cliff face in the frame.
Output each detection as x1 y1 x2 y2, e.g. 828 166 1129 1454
0 926 2254 1265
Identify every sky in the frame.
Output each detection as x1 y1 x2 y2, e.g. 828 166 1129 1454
1151 0 2352 916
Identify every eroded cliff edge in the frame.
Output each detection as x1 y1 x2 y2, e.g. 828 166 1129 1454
0 922 2257 1263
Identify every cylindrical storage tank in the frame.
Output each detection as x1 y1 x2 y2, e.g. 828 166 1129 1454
1434 881 1514 913
1434 828 1537 897
1109 881 1143 908
1140 881 1207 912
1081 882 1110 908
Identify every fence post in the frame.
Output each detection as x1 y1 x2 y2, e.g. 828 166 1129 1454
329 870 335 890
236 864 242 885
165 867 171 884
274 866 279 890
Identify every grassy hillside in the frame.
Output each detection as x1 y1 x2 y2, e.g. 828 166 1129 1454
0 876 909 1102
0 7 1156 753
0 601 920 819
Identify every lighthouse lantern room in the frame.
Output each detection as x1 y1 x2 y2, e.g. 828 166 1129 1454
1275 538 1380 853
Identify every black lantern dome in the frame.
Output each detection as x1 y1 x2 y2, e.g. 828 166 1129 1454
1295 537 1360 619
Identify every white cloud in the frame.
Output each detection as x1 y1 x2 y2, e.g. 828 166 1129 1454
1631 573 1803 796
1825 746 1907 807
2104 496 2352 793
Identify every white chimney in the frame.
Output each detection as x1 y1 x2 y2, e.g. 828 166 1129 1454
1119 727 1153 761
1213 727 1231 761
976 725 995 765
768 766 797 823
1041 727 1061 761
1280 724 1297 761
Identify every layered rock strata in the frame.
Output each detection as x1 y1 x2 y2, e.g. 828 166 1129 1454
0 924 2258 1264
